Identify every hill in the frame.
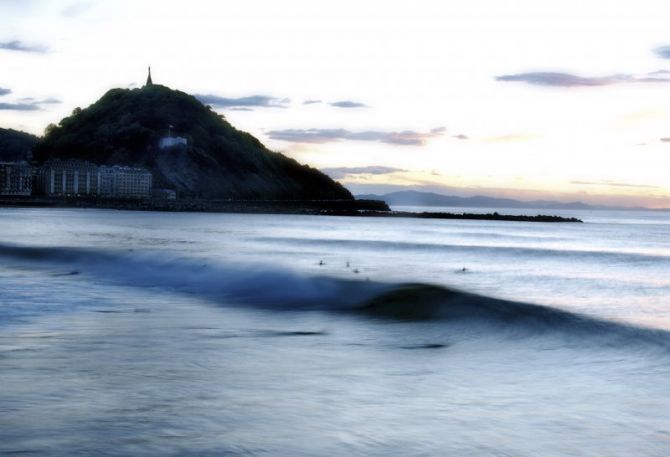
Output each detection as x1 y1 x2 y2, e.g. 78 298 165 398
356 190 647 211
33 84 352 200
0 128 38 162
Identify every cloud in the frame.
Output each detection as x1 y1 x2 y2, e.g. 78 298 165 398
330 100 368 108
0 87 10 96
453 134 469 140
660 138 670 142
571 180 660 190
301 99 367 107
321 166 407 179
0 95 60 110
653 46 670 59
195 94 289 109
36 97 62 105
267 127 446 146
496 72 609 86
0 40 48 54
495 71 670 87
0 102 40 111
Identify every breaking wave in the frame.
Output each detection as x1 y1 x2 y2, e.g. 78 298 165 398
254 236 670 264
1 243 669 348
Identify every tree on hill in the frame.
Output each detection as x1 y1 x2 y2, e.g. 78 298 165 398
34 84 352 200
0 128 38 162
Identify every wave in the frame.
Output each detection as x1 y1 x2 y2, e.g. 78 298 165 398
358 283 670 349
0 243 385 309
253 236 670 264
1 243 669 348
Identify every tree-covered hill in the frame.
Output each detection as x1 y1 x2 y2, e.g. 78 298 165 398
0 128 38 162
34 84 352 200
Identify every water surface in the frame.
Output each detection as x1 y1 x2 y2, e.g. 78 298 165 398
1 208 669 456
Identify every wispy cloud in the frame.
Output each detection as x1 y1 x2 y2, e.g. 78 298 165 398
36 97 62 105
0 102 40 111
321 166 407 179
0 40 48 54
267 126 445 146
495 71 670 87
453 134 469 140
195 94 289 109
329 100 368 108
301 99 367 107
18 97 61 105
653 46 670 59
0 94 60 110
571 180 660 190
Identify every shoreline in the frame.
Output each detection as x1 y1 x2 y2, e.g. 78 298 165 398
323 209 583 223
0 196 583 223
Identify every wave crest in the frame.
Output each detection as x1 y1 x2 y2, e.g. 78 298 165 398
1 243 669 348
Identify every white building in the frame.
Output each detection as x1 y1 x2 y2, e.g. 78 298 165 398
99 165 152 199
38 160 100 196
159 136 188 149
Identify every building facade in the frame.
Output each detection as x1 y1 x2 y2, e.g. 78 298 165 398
0 162 32 196
38 160 101 196
37 160 153 199
99 165 153 199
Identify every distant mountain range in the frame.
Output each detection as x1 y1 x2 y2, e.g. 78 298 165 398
355 190 657 211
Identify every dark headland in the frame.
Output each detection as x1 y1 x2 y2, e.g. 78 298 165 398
0 73 581 223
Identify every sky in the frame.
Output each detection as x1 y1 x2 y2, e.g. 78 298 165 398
1 0 670 207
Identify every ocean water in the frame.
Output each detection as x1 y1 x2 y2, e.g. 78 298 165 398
1 207 670 456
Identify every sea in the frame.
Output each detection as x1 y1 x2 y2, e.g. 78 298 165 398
1 206 669 456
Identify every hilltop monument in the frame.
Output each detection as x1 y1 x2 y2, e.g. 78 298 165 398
145 66 153 86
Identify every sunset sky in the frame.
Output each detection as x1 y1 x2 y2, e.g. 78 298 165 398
2 0 670 206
